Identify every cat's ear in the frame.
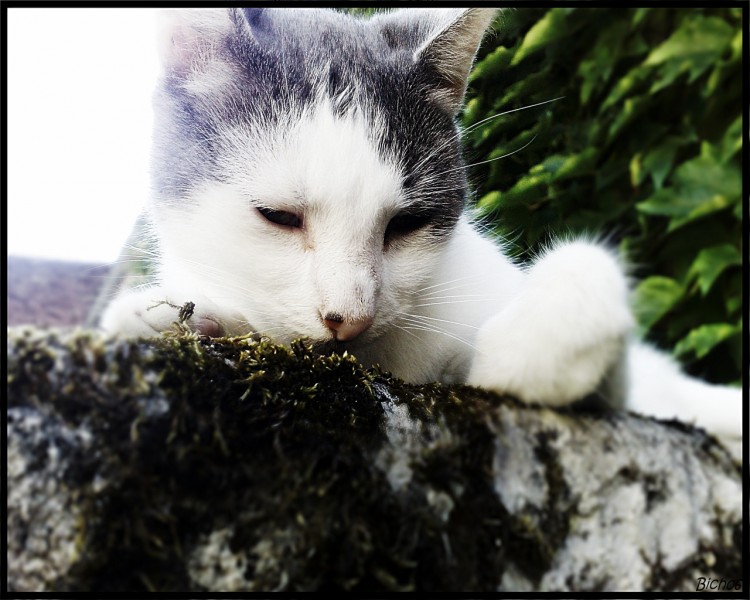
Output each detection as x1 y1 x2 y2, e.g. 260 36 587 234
156 8 248 75
414 8 497 115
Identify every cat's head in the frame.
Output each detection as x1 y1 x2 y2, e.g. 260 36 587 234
150 8 495 346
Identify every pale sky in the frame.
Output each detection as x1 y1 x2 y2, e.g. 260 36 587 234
7 8 160 263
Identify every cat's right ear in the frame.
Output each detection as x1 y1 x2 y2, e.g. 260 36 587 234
414 9 497 115
374 8 497 115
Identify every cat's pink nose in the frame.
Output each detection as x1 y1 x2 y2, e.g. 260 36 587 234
323 312 373 341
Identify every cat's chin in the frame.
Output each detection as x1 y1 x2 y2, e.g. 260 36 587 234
309 330 385 357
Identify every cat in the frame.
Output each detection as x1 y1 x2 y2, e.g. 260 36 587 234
101 7 742 443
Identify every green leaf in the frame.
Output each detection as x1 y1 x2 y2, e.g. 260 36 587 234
722 272 743 315
674 322 741 359
496 173 551 208
641 136 686 191
469 45 514 83
600 65 650 111
630 153 645 187
551 148 599 182
476 190 502 212
632 276 685 332
461 97 482 126
632 138 686 191
530 154 566 176
511 9 570 65
643 15 733 67
644 15 734 93
687 244 742 296
608 95 652 140
631 8 651 28
704 28 741 97
577 19 630 105
717 116 742 164
494 67 556 111
636 152 740 231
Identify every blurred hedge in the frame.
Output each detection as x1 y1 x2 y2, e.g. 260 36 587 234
463 7 742 385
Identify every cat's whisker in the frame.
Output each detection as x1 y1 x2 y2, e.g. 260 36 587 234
121 242 160 256
86 273 154 282
173 262 267 300
460 96 565 135
412 299 500 308
413 283 499 298
411 273 488 294
419 286 501 296
404 130 538 198
419 290 504 301
448 134 539 176
403 135 461 182
396 318 479 353
125 282 160 293
397 314 476 339
103 259 153 268
403 96 563 183
391 322 429 345
399 312 480 330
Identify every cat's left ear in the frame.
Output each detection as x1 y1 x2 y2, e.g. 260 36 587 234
415 8 497 115
157 9 230 73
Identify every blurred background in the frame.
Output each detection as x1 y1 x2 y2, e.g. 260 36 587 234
7 8 158 327
6 7 743 385
463 7 743 386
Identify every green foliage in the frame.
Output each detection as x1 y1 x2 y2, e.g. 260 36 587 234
340 7 382 18
464 7 742 384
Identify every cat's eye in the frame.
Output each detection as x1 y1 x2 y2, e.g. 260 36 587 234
257 206 302 228
385 212 430 243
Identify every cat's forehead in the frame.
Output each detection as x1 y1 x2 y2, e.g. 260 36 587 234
226 10 420 120
227 97 405 218
241 8 389 54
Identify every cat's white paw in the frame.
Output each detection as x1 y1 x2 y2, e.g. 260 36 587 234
467 241 634 407
99 287 247 338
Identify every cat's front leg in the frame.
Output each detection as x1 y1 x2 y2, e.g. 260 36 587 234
467 241 634 407
99 286 247 338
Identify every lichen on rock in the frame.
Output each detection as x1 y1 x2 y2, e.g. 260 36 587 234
6 326 743 592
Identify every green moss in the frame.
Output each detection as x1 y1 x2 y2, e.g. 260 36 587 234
6 328 526 590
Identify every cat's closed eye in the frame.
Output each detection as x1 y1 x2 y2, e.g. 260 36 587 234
257 206 302 228
384 212 430 244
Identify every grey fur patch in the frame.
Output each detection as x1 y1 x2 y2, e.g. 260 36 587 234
152 8 489 237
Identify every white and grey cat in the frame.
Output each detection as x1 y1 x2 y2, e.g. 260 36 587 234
102 8 742 442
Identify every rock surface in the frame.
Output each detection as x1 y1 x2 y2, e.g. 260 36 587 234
6 326 743 592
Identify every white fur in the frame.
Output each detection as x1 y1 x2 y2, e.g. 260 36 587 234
625 344 742 438
467 240 633 407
